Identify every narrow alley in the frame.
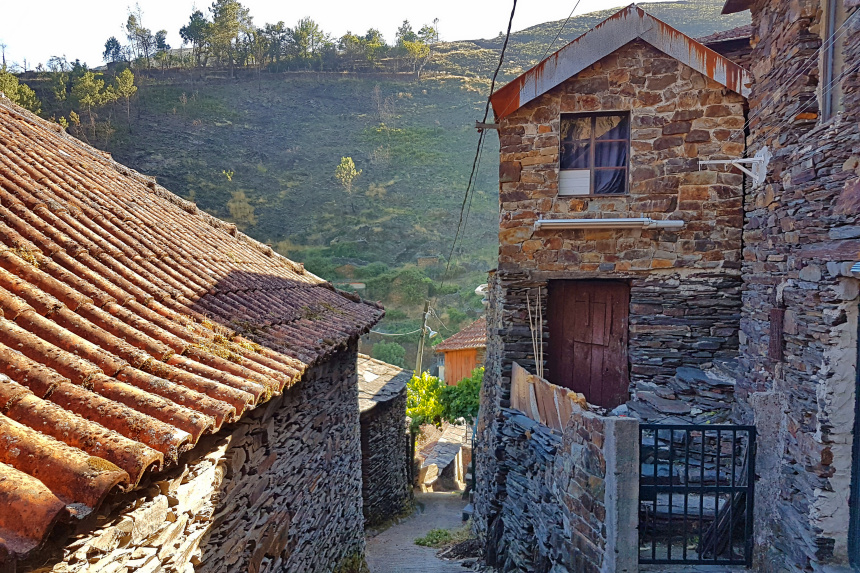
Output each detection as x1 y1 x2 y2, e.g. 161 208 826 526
366 492 472 573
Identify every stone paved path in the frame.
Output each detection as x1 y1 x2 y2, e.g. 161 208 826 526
366 491 471 573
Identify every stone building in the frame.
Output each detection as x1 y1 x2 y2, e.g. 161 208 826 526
718 0 860 567
357 354 412 526
472 7 752 568
0 97 384 572
435 316 487 385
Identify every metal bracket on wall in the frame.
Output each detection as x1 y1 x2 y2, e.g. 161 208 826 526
698 146 771 185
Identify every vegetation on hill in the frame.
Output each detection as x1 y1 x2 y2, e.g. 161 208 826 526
7 0 748 369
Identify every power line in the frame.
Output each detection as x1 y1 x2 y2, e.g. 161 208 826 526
369 328 423 337
537 0 583 65
727 9 859 147
440 0 518 289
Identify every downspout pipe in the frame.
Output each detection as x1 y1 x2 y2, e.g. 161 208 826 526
534 218 685 231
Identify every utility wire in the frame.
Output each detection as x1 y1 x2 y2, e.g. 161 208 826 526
440 0 518 289
727 9 859 147
369 328 423 337
537 0 583 65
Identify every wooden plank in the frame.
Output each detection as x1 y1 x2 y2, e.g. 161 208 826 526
769 308 785 361
511 362 529 413
527 377 541 422
539 378 561 430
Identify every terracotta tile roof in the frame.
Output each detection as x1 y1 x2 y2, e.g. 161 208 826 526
0 96 383 564
697 25 753 44
357 354 410 413
434 317 487 352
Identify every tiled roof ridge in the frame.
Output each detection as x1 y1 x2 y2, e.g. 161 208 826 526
434 316 487 352
0 96 383 564
697 24 753 45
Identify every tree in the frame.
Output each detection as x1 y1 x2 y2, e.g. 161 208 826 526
114 68 137 120
371 341 406 368
263 21 288 65
126 8 155 67
363 28 386 66
209 0 251 77
71 71 118 137
180 10 211 67
403 40 431 79
288 17 326 68
406 371 445 430
335 156 361 212
103 37 124 63
396 20 417 45
0 67 41 114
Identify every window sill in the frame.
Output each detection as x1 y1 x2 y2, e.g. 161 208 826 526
558 194 629 198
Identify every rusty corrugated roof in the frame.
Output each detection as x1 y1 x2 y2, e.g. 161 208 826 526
490 5 752 120
0 96 382 564
434 317 487 352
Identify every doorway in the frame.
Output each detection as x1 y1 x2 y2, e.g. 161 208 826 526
547 280 630 409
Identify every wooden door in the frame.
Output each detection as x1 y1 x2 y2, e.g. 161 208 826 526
547 280 630 408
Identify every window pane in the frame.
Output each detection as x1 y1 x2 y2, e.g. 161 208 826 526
561 142 591 169
594 141 627 168
561 117 591 141
594 169 626 194
595 115 629 140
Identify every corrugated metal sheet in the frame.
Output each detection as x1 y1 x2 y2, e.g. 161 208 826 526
0 96 383 565
490 5 752 120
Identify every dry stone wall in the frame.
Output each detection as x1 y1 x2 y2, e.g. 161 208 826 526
481 406 637 573
736 0 860 569
26 345 367 573
360 392 412 527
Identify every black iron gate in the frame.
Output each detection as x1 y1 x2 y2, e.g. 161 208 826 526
638 424 756 566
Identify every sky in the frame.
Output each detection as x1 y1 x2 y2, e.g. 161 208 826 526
0 0 673 69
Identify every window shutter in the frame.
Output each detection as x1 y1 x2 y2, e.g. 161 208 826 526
559 169 590 196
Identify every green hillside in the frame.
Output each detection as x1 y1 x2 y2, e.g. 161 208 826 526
16 0 749 368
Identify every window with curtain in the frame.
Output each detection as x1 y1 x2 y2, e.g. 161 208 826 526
559 113 630 195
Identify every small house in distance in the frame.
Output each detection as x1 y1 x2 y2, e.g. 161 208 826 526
435 317 487 384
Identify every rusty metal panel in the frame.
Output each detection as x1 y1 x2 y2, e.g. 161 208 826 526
491 5 751 120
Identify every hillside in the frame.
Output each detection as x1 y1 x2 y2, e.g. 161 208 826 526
18 0 749 368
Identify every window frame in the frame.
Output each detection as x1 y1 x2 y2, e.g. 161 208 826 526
559 111 631 197
821 0 848 121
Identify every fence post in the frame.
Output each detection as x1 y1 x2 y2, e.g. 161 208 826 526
603 416 640 573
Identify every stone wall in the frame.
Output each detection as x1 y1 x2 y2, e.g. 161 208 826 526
25 344 367 573
497 39 745 275
482 407 638 573
735 0 860 569
360 391 412 527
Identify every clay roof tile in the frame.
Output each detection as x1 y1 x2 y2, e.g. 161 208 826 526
0 97 383 565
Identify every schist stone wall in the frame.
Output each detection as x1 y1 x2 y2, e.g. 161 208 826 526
736 0 860 569
494 39 745 406
360 391 412 526
26 344 367 573
481 407 638 573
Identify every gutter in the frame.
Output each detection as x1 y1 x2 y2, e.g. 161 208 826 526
534 218 685 231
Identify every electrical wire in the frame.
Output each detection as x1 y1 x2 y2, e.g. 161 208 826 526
727 9 859 146
369 328 423 337
440 0 518 290
537 0 583 66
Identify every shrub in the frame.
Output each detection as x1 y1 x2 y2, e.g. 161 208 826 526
441 367 483 424
406 371 445 430
371 341 406 367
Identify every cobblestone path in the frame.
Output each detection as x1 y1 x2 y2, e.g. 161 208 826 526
366 491 471 573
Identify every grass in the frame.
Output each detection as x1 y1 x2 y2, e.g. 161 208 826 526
414 522 473 548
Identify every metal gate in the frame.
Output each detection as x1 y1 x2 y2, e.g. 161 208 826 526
638 424 756 566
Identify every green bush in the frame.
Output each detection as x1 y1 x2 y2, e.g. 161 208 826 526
441 367 483 424
406 371 445 430
371 341 406 368
354 261 389 278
